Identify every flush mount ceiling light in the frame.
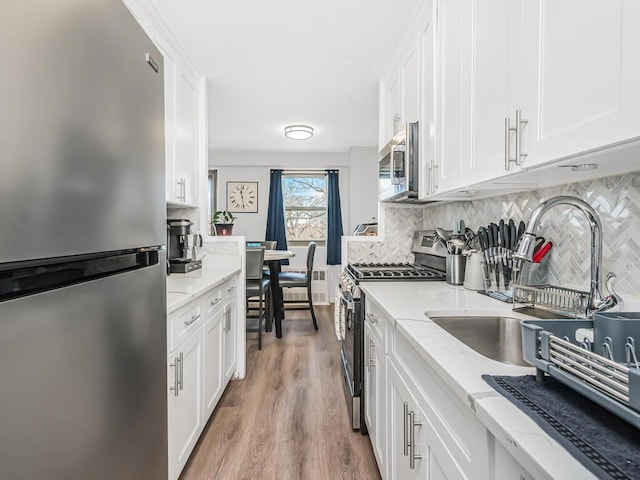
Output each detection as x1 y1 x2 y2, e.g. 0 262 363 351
284 124 314 140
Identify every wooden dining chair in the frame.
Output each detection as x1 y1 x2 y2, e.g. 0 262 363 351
245 247 271 350
278 241 318 331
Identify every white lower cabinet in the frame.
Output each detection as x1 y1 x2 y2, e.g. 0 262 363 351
364 292 538 480
203 309 224 419
364 319 386 474
167 275 239 480
492 438 534 480
222 281 238 383
388 360 468 480
167 328 203 480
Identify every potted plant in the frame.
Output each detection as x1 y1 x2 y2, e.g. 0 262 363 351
211 210 236 236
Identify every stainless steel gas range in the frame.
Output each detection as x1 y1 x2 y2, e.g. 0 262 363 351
338 231 447 431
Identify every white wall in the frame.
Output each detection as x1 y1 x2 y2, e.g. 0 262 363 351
209 148 378 236
209 147 378 295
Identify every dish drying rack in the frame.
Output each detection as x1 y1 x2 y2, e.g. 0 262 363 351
521 312 640 429
512 283 590 318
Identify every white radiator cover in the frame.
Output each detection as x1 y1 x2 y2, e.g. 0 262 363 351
280 267 329 305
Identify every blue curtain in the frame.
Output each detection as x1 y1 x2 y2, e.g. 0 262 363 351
326 169 343 265
265 169 289 265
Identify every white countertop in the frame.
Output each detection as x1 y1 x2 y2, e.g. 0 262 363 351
360 281 596 480
166 257 241 313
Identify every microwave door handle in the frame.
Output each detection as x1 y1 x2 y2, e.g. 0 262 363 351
395 147 402 184
391 147 400 185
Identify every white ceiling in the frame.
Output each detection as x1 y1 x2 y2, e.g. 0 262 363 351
147 0 421 152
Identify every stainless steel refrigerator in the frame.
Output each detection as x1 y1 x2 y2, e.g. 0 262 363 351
0 1 168 478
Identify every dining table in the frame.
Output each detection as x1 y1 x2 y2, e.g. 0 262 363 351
264 249 295 338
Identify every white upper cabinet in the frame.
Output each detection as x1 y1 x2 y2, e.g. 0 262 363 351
461 0 525 186
418 5 436 198
172 66 199 205
521 0 640 168
122 0 204 208
386 71 402 140
160 43 179 203
380 12 422 146
381 0 640 201
461 0 640 186
433 0 464 195
401 41 420 125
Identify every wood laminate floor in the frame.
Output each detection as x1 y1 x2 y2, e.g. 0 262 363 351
180 305 381 480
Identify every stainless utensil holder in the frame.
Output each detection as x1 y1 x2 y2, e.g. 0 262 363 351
446 255 466 285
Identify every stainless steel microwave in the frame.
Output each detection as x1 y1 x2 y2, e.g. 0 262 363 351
378 122 419 202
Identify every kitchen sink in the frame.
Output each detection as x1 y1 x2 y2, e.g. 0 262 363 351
428 315 529 366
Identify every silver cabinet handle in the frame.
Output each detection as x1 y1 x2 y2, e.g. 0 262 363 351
408 411 423 469
365 334 370 373
210 298 222 306
177 177 186 202
515 109 528 165
169 356 179 396
178 352 184 391
227 286 235 293
505 110 528 170
365 337 375 372
403 402 409 456
184 314 200 326
223 307 231 331
366 312 378 324
432 164 438 192
369 339 376 369
504 116 511 171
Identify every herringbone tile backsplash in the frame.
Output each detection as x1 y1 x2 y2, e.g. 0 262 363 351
348 172 640 297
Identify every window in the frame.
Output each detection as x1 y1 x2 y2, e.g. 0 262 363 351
207 170 217 235
282 172 327 245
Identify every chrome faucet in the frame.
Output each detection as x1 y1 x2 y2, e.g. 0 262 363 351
513 195 618 317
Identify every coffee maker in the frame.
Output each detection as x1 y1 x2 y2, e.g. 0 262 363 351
167 219 203 274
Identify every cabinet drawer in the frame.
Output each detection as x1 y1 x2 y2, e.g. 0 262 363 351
168 300 202 353
222 277 237 300
363 295 389 348
202 286 225 321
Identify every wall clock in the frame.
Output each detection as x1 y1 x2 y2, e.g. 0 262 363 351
226 181 258 213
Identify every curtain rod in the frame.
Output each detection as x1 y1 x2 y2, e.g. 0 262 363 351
281 170 338 176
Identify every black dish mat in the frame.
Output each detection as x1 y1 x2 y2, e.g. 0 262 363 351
482 375 640 480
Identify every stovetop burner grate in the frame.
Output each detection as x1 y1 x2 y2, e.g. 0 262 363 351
346 262 446 281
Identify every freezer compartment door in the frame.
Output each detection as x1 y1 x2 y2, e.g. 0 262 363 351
0 0 166 263
0 260 167 480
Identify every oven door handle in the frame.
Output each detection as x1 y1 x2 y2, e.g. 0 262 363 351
340 291 355 311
